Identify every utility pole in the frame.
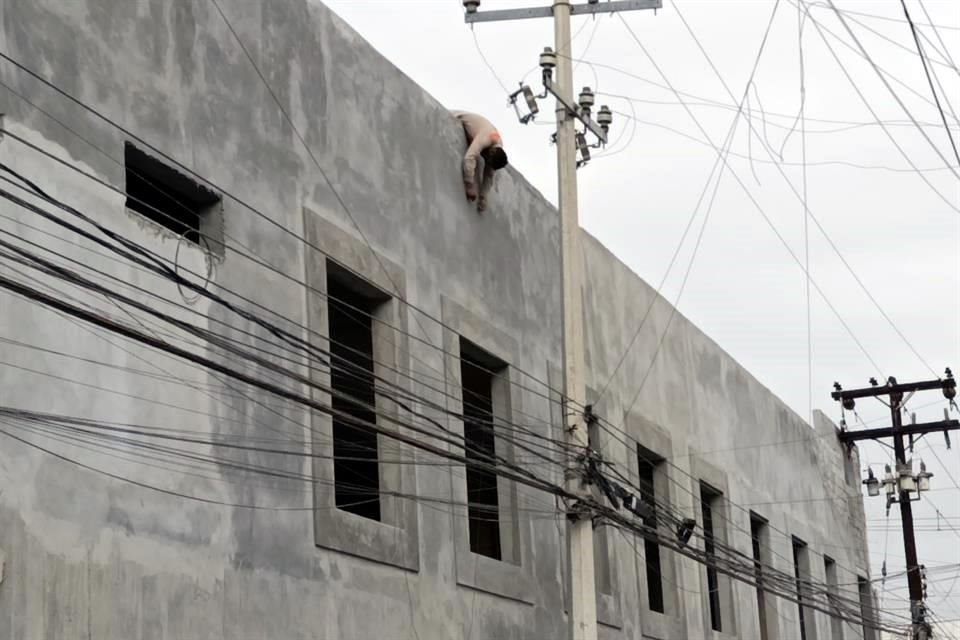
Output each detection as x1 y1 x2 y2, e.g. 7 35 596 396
461 3 660 639
553 3 597 639
832 372 958 640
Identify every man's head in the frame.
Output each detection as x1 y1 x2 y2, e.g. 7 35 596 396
485 146 509 171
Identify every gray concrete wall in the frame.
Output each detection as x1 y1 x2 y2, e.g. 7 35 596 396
0 1 872 639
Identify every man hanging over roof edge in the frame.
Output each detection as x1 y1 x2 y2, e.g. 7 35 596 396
452 111 509 213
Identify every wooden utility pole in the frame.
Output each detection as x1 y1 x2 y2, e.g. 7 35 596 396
833 374 958 640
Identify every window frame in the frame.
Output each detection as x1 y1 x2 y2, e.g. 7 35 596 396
858 575 878 640
625 412 685 640
460 337 509 561
690 455 738 639
792 536 818 640
701 482 725 633
823 556 844 640
578 387 623 629
750 511 779 640
303 208 419 571
442 296 533 603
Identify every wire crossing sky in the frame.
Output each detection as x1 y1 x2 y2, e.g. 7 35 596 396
323 0 960 631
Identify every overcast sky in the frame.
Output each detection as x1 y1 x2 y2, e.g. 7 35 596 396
323 0 960 631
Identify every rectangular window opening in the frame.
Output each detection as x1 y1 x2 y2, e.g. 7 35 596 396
460 338 506 561
824 556 843 640
639 445 665 613
124 142 220 244
751 513 770 640
858 575 877 640
327 267 388 522
700 482 723 632
792 537 809 640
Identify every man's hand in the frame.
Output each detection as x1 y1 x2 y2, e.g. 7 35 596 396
477 196 487 213
466 187 478 202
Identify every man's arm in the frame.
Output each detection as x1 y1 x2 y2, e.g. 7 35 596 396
479 162 496 198
462 136 486 200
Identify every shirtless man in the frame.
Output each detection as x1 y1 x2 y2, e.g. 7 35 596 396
452 111 509 212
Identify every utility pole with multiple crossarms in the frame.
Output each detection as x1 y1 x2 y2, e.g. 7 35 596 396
461 2 660 639
832 372 958 640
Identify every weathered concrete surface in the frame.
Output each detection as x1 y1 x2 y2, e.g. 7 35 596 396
0 1 872 639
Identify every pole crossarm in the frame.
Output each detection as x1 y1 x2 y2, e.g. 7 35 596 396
464 0 662 24
459 3 660 638
838 419 960 443
832 378 954 401
832 373 954 639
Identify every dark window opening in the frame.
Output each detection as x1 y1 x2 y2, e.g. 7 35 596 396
700 482 723 632
461 338 504 560
751 513 769 640
124 142 220 244
639 446 665 613
825 556 843 640
858 576 877 640
328 270 386 522
793 537 809 640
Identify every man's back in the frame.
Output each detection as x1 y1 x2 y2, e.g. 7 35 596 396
451 111 498 143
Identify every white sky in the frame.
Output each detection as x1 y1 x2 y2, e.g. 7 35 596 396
323 0 960 631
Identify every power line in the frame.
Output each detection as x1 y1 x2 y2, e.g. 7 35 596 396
568 53 960 132
835 4 959 73
0 261 899 631
0 139 580 453
591 13 773 404
4 154 596 484
611 6 887 411
206 0 441 354
470 27 512 94
601 108 958 174
0 53 588 428
672 0 940 379
916 0 960 74
805 1 960 32
899 0 960 169
0 195 568 460
798 0 813 428
577 8 898 590
0 247 902 631
0 180 892 624
820 0 960 181
0 214 568 484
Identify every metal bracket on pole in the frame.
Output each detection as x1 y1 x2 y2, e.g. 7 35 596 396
544 75 608 143
508 84 541 124
464 0 662 24
837 419 960 443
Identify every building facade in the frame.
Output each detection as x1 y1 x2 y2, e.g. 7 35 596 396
0 1 876 638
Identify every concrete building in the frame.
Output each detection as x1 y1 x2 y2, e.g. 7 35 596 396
0 1 876 638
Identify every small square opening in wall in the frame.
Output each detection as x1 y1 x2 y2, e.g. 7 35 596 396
124 142 221 245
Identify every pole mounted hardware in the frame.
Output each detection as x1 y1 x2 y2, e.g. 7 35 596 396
505 46 613 168
459 4 661 639
834 372 956 640
463 0 661 23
